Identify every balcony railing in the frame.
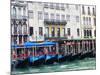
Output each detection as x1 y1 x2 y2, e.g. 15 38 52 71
11 15 28 20
45 36 67 40
44 19 67 25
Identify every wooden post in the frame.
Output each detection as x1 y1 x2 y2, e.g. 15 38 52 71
92 40 94 51
78 42 80 54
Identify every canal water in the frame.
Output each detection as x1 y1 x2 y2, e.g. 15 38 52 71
12 57 96 75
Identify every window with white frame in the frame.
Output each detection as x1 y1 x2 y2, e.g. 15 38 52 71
45 27 49 37
13 7 16 18
28 10 33 19
88 7 90 15
77 28 80 36
93 7 95 16
44 12 49 20
61 4 64 10
76 16 79 22
83 17 85 25
38 11 43 20
44 3 48 8
56 3 60 9
66 15 70 21
89 17 91 25
82 6 85 14
75 5 79 10
50 3 54 9
61 14 65 21
56 14 60 21
66 4 69 9
23 7 26 16
50 13 55 21
86 17 88 25
18 7 21 19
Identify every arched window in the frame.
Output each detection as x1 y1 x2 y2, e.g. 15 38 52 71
88 7 90 15
13 7 16 18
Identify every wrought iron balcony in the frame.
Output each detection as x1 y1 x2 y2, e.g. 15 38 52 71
44 19 67 25
45 36 67 40
11 15 28 20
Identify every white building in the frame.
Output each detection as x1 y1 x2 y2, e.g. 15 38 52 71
27 2 83 42
80 5 96 39
11 0 96 44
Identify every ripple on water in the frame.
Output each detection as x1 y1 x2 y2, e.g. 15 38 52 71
12 58 96 74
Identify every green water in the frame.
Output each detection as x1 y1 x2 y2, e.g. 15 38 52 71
12 58 96 75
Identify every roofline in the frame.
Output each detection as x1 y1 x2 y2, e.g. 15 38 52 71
26 1 96 6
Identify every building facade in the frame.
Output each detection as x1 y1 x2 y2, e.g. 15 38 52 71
11 0 29 45
80 5 96 39
27 2 83 43
11 0 96 45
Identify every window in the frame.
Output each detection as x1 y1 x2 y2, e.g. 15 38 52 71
76 16 79 22
51 27 55 37
94 30 96 37
61 4 64 10
77 28 80 36
50 3 54 9
19 36 22 44
23 37 27 42
89 17 91 25
83 17 85 25
23 8 26 16
93 8 95 16
44 12 49 20
13 7 16 18
39 27 43 36
89 30 92 37
14 25 17 34
94 18 96 25
29 27 33 36
86 17 88 25
56 3 60 9
67 28 70 36
66 4 69 9
28 10 33 19
56 14 60 21
50 13 55 21
75 5 78 10
18 25 22 34
87 30 89 37
14 37 17 44
61 14 65 21
45 27 49 37
44 3 48 8
84 30 86 37
62 28 65 37
38 11 43 20
66 15 70 21
88 7 90 15
82 6 85 14
57 28 60 37
18 7 21 19
23 25 27 34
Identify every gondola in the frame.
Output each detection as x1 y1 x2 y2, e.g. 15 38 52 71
45 54 58 65
28 55 46 66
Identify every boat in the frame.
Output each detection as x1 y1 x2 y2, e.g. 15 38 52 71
45 54 58 65
28 55 46 66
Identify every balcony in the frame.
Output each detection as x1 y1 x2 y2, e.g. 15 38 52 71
45 36 67 40
11 15 28 20
44 19 67 25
